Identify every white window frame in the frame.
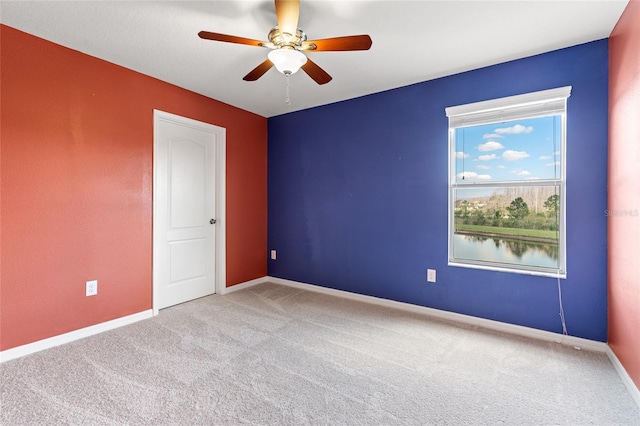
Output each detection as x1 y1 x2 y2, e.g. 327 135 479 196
446 86 571 278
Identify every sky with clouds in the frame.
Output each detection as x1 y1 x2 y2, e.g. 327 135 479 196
453 115 562 183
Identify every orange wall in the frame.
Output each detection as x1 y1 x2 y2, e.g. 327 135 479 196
0 25 267 351
608 0 640 391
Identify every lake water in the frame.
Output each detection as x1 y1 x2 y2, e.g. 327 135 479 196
453 233 558 269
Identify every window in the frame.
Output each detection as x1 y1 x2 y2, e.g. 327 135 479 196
446 87 571 277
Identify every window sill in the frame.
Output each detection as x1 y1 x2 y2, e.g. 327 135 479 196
448 261 566 279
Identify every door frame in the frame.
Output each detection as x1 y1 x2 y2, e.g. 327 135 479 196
152 110 226 315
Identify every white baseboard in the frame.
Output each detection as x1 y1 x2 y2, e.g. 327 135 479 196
606 346 640 409
222 276 270 294
266 276 607 352
0 310 153 364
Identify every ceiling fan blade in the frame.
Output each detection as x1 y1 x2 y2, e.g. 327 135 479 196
302 35 372 51
274 0 300 38
198 31 266 47
301 58 332 85
243 59 274 81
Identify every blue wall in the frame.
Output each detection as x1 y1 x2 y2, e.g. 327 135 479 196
267 40 609 341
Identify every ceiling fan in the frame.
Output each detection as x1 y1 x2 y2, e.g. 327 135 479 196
198 0 372 85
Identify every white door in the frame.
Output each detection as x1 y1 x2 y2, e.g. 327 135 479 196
153 111 226 311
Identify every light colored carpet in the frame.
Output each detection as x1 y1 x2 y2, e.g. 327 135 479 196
1 282 638 425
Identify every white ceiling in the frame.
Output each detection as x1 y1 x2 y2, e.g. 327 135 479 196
0 1 629 118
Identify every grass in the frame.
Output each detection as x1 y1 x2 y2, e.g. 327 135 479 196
455 224 558 239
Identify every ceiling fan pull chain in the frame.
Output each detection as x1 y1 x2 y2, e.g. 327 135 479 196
285 73 291 105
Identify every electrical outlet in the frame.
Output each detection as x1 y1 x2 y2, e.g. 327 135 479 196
270 250 277 260
86 280 98 296
427 269 436 283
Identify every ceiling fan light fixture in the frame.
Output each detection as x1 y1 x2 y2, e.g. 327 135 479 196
268 48 307 75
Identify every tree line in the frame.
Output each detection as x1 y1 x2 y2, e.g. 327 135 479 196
455 194 559 231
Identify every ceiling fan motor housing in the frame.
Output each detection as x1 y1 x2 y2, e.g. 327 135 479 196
268 26 307 49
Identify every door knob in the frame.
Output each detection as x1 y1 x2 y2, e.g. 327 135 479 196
210 219 216 224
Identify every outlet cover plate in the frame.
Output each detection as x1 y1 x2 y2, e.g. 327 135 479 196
427 269 436 283
86 280 98 296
